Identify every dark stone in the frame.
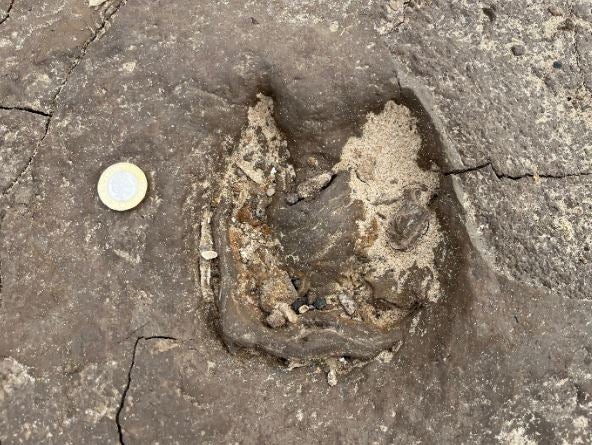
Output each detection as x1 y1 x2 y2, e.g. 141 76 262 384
290 297 308 313
312 297 327 310
511 45 525 56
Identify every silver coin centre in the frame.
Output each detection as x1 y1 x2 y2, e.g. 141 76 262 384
108 170 138 202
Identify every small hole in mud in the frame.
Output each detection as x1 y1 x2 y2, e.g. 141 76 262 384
482 6 496 22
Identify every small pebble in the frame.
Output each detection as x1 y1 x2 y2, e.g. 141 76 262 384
553 60 563 69
286 359 306 370
298 305 310 314
511 45 525 56
312 297 327 310
266 309 286 329
286 193 299 205
266 187 275 197
278 303 298 324
548 6 562 16
291 297 308 313
376 350 394 364
296 172 333 200
200 250 218 260
338 293 357 316
327 369 337 387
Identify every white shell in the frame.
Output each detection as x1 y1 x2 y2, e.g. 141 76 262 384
200 250 219 260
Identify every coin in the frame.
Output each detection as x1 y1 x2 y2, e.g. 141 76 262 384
97 162 148 211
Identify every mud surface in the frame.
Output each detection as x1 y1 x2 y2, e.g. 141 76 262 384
1 1 591 444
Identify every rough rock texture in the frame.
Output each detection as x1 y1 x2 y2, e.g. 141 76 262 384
0 1 591 444
387 0 592 177
460 168 592 300
0 0 124 112
0 109 47 193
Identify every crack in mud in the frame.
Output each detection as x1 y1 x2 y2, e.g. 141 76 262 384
49 0 127 113
445 162 592 181
0 0 127 198
116 335 178 445
0 105 50 117
0 0 14 26
1 115 51 197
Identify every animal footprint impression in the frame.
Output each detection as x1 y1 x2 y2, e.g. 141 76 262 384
211 95 445 360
